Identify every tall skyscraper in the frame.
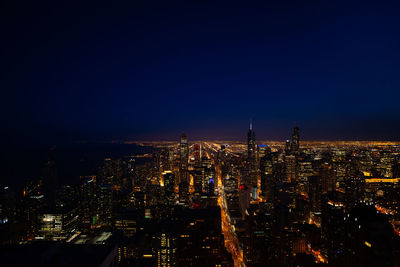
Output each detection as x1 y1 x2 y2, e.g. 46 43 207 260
239 184 250 218
321 162 336 193
246 121 258 195
79 177 95 230
97 184 113 226
193 143 201 164
193 167 204 194
285 155 297 183
163 171 175 205
260 151 274 200
291 126 300 152
179 133 189 183
285 139 291 154
179 181 189 206
247 121 256 161
308 175 322 214
153 231 177 267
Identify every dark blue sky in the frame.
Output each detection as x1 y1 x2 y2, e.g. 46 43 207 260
2 1 400 143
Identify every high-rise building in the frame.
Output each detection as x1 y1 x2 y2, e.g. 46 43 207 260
153 231 177 267
174 206 231 266
207 177 215 196
344 205 394 266
322 192 345 265
291 126 300 153
345 159 365 208
193 166 204 194
285 140 291 154
114 209 140 238
162 171 175 205
178 181 189 206
285 155 297 183
392 156 400 177
246 121 258 193
258 144 271 159
37 206 78 241
0 186 16 226
321 163 336 193
79 177 95 230
193 144 201 164
260 152 274 200
0 243 118 266
127 156 136 189
179 133 189 183
308 175 322 214
239 184 250 218
97 184 113 226
247 121 256 161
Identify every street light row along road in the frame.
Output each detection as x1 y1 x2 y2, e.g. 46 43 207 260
203 143 246 267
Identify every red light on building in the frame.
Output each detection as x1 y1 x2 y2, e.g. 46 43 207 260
239 184 247 191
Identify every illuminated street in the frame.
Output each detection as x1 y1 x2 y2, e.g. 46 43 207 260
204 143 246 267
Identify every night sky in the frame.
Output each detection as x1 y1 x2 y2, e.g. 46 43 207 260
2 1 400 144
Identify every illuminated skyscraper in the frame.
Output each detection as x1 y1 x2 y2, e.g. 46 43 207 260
79 177 95 230
246 121 258 194
247 121 256 161
179 133 189 183
193 167 204 194
163 171 175 205
193 143 201 164
153 231 177 267
258 144 271 159
37 206 78 241
207 177 214 196
291 126 300 153
345 160 365 208
285 155 296 183
260 151 274 200
97 184 112 226
321 163 336 193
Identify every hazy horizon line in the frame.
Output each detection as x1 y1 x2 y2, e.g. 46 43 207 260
74 140 400 144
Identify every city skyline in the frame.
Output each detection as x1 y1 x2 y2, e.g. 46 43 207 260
1 2 400 265
1 125 400 266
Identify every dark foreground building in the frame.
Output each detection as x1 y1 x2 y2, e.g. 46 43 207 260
0 243 118 266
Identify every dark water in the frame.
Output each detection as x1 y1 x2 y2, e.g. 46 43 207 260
0 142 154 190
